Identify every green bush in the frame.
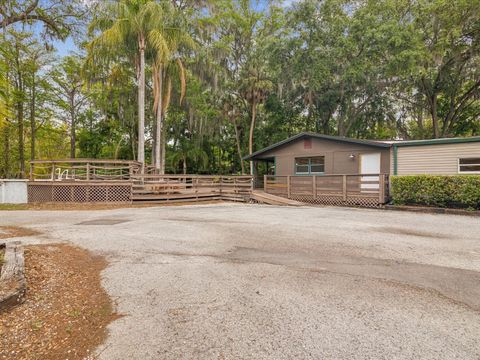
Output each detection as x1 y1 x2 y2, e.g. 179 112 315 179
390 175 480 209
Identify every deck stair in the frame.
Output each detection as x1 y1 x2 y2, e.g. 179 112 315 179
250 190 304 206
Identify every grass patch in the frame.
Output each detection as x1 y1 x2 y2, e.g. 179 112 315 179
0 204 29 211
0 200 229 211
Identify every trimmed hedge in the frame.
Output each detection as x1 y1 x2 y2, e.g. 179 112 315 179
390 175 480 210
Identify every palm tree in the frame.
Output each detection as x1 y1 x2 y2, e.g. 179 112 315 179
88 0 169 170
170 139 208 174
149 8 194 173
240 65 272 175
154 58 190 174
222 94 245 174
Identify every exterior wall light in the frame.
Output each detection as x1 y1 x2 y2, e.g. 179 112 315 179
349 153 356 160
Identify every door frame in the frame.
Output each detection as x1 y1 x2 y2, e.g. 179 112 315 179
359 153 381 192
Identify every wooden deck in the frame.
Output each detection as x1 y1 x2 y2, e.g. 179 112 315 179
27 161 254 204
130 175 253 203
264 174 389 208
27 160 389 208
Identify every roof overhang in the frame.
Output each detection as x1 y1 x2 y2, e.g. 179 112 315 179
392 136 480 147
243 132 390 161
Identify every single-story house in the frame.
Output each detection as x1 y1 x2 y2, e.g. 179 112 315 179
244 132 480 177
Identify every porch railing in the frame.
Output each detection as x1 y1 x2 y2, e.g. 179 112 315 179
29 159 143 181
130 174 253 201
264 174 389 207
27 170 253 203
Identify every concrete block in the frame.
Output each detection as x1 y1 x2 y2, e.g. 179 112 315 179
0 180 28 204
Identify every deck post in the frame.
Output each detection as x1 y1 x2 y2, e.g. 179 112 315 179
195 177 198 200
312 175 317 200
51 163 56 182
29 162 34 181
287 175 291 199
342 175 347 201
128 164 133 180
264 175 267 192
166 176 169 201
86 162 90 181
130 181 133 204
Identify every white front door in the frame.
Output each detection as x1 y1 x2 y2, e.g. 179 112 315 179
360 153 381 191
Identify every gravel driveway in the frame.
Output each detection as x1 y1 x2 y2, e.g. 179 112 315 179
2 203 480 359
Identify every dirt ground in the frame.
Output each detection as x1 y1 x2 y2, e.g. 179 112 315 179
0 248 4 273
0 226 40 239
0 244 117 360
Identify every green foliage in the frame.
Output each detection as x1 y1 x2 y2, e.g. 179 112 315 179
391 175 480 209
0 0 86 40
1 0 480 178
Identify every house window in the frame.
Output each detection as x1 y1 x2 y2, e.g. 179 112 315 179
459 158 480 173
295 156 325 175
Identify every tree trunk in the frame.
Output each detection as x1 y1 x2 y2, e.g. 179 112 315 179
430 94 439 138
30 73 36 162
114 138 122 160
130 126 136 160
14 41 25 178
249 98 257 175
416 107 424 138
137 35 146 170
70 95 76 159
183 156 187 174
2 122 10 178
338 116 346 137
232 116 245 174
160 125 166 175
18 98 25 178
154 65 163 172
151 121 156 167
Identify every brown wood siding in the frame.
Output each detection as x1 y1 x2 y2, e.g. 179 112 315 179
258 137 390 175
391 142 480 175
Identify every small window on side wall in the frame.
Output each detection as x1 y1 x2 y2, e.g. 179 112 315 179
295 158 310 174
459 158 480 173
295 156 325 175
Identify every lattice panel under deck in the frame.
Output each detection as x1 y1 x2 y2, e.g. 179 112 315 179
28 185 53 203
28 183 131 203
288 194 382 208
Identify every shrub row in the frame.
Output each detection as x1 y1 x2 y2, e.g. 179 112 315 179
390 175 480 209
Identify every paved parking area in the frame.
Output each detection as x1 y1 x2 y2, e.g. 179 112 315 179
2 203 480 359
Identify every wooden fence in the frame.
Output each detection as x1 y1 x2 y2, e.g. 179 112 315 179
264 174 389 208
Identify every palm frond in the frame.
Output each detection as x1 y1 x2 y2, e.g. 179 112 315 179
148 29 171 63
162 76 172 114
